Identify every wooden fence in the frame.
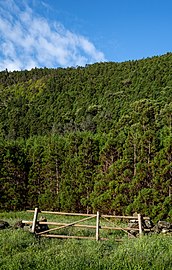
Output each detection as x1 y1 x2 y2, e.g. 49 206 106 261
22 208 150 241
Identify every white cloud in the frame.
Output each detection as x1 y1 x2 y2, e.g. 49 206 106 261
0 0 106 71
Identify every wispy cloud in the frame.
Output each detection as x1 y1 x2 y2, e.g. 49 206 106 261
0 0 106 71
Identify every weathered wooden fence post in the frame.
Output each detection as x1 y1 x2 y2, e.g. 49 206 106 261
96 211 100 241
138 213 143 236
31 207 39 233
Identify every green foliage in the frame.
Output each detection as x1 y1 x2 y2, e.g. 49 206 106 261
0 53 172 219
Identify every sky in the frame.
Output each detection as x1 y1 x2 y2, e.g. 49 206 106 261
0 0 172 71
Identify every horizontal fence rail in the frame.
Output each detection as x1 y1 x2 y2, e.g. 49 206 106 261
26 210 150 220
22 220 141 232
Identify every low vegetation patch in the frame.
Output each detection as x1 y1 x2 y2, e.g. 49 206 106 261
0 212 172 270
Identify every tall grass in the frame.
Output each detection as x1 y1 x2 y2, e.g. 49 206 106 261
0 212 172 270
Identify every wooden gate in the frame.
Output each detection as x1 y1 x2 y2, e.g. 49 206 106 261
22 208 150 241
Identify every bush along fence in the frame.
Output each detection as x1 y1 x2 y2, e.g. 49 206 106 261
21 208 152 241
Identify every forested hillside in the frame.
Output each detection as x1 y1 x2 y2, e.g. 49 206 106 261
0 53 172 221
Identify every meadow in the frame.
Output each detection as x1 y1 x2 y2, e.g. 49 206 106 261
0 212 172 270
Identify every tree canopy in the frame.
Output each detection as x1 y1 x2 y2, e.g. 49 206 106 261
0 53 172 221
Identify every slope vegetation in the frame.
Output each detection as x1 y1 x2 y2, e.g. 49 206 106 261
0 53 172 221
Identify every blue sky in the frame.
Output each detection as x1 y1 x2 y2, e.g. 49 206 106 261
0 0 172 71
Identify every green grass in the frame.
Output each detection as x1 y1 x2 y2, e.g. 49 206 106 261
0 212 172 270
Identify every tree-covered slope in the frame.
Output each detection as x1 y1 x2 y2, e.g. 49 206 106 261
0 53 172 221
1 53 172 138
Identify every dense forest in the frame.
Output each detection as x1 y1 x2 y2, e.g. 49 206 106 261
0 53 172 221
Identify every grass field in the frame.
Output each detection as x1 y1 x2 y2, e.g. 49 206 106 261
0 212 172 270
